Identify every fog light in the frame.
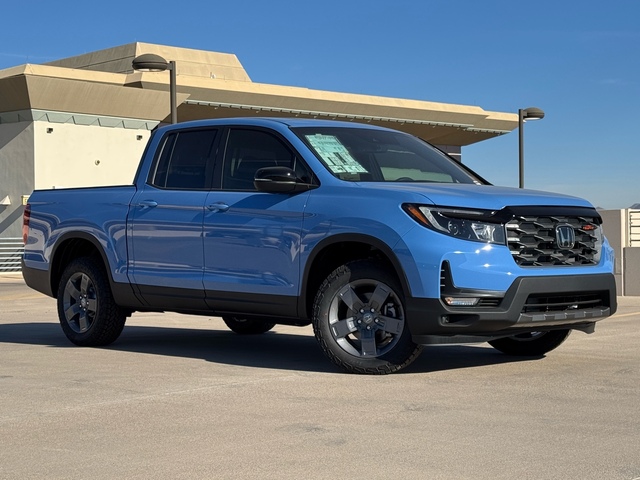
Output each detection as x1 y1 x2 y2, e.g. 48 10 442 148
444 297 480 307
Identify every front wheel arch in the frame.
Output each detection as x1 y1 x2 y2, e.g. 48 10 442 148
300 235 412 320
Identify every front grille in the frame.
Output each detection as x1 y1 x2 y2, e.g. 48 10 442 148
506 215 600 267
522 292 608 313
477 298 501 307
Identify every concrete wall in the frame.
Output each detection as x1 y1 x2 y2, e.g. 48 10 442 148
1 119 150 241
601 209 640 296
0 122 34 238
34 121 151 189
600 209 625 294
623 248 640 296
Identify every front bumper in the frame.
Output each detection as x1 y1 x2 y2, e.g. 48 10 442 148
406 273 617 343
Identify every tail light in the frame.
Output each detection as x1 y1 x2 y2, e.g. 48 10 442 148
22 204 31 245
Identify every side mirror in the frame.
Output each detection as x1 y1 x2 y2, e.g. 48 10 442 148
254 167 317 193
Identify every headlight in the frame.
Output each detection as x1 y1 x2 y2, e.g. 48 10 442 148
403 204 506 245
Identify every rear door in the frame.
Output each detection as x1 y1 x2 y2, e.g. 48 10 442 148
128 128 219 309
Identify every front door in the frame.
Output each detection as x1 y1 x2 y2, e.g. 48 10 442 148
202 127 311 317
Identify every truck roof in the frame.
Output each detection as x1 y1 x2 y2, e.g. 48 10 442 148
155 117 394 133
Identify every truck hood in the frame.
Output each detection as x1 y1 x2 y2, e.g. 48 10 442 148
356 183 594 211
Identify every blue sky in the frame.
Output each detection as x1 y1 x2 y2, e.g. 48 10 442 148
1 0 638 208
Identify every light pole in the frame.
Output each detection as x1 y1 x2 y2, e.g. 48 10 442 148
132 54 177 124
518 107 545 188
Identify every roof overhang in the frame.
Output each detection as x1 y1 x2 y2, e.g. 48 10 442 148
0 64 188 121
0 43 518 146
126 71 515 145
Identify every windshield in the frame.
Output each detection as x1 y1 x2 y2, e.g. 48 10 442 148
293 126 484 184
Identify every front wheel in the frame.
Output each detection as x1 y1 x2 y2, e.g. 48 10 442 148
488 329 571 356
57 257 127 346
312 260 422 374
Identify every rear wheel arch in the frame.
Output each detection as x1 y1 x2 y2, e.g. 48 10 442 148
50 233 112 298
300 234 411 320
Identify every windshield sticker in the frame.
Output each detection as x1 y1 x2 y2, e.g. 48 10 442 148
305 134 368 174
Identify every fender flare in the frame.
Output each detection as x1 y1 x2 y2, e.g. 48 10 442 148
298 233 412 317
49 231 142 308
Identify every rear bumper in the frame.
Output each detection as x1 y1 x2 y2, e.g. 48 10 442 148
21 260 53 297
406 273 617 343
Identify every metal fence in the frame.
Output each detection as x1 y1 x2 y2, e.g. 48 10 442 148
0 238 24 272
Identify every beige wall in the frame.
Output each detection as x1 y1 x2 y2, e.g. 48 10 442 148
0 122 34 238
33 121 151 189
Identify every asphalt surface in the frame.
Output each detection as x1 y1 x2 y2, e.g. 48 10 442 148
1 273 639 480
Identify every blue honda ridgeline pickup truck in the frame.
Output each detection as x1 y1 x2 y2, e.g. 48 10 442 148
22 118 617 374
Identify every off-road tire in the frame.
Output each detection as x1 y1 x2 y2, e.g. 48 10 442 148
57 257 126 346
312 260 422 374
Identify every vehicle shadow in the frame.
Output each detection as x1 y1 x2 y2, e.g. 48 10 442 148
0 322 537 375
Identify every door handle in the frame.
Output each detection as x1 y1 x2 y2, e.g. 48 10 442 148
206 202 230 213
137 200 158 208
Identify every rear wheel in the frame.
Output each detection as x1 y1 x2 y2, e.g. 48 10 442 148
488 329 571 356
312 260 422 374
57 257 126 346
222 316 276 335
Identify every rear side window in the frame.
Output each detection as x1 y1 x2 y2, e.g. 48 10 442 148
150 129 217 189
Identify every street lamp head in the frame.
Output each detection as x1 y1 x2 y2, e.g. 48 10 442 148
132 54 170 72
521 107 545 121
131 54 177 124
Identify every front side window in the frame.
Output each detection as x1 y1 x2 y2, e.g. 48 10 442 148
293 127 484 184
221 129 310 190
149 129 217 190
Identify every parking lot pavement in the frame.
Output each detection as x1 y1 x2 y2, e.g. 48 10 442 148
1 275 640 480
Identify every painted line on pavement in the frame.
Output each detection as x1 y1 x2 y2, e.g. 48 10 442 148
611 311 640 319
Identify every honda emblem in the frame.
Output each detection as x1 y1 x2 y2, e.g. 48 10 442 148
555 224 576 249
